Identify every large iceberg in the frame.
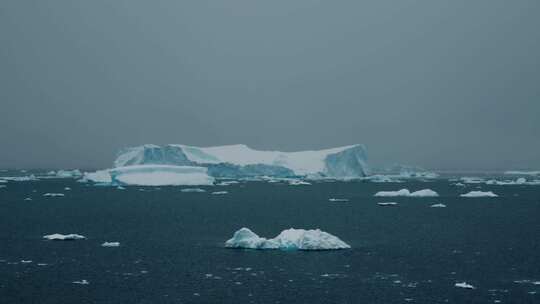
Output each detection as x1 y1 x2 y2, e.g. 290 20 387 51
225 227 351 250
113 144 369 178
109 165 214 186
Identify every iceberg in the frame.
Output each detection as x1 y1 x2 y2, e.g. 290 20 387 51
430 203 447 208
374 189 439 197
101 242 120 247
460 191 498 198
378 202 398 206
454 282 475 289
43 193 65 197
55 169 82 178
43 233 86 240
109 165 214 186
225 227 350 250
113 144 369 179
80 170 112 184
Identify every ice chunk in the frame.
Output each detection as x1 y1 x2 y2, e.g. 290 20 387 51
43 234 86 240
225 227 350 250
454 282 475 289
211 191 228 195
288 180 311 185
378 202 398 206
110 165 214 186
374 189 439 197
329 198 349 202
114 144 369 178
55 169 82 178
430 203 447 208
72 280 89 285
101 242 120 247
460 191 498 197
181 188 207 193
81 170 112 183
43 193 65 197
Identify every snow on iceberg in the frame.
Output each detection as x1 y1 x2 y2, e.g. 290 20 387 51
374 189 439 197
225 227 350 250
80 170 112 184
43 234 86 240
460 191 498 198
113 144 369 178
109 165 214 186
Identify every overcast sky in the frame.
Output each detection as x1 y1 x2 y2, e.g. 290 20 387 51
1 0 539 170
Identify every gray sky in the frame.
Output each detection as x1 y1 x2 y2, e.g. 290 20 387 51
1 0 539 170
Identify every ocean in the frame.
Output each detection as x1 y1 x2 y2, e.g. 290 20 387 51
0 174 539 303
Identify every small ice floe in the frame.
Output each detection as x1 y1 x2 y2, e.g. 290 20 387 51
20 260 32 264
43 193 65 197
454 182 466 187
455 282 476 289
72 280 89 285
216 180 240 186
225 227 350 250
0 179 7 183
288 180 311 186
56 170 82 178
101 242 120 247
430 203 447 208
212 191 228 195
43 234 86 241
64 187 71 191
514 279 540 285
2 175 38 182
377 202 398 206
181 188 206 193
460 191 498 198
374 189 439 197
461 177 485 184
0 185 6 189
329 198 349 202
116 186 126 190
37 263 48 266
24 198 32 201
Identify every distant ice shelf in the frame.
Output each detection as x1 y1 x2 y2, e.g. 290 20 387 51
225 227 350 250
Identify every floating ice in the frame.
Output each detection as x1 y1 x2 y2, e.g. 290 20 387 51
43 193 65 197
211 191 228 195
504 170 540 176
55 169 82 178
2 175 38 182
181 188 207 193
378 202 398 206
101 242 120 247
72 280 89 285
216 180 240 186
0 185 6 189
430 203 447 208
110 165 214 186
288 180 311 185
225 227 350 250
81 170 112 184
64 187 71 191
329 198 349 202
114 144 369 178
43 234 86 240
24 198 32 201
374 189 439 197
485 178 540 186
455 282 475 289
460 191 498 198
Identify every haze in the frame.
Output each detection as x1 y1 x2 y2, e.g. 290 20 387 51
1 0 539 170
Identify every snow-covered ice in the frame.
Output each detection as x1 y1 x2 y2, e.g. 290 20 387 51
455 282 476 289
378 202 398 206
211 191 228 195
110 165 214 186
460 191 498 198
55 169 82 178
430 203 447 208
329 198 349 202
288 180 311 185
101 242 120 247
43 193 65 197
81 170 112 184
43 234 86 241
225 227 350 250
374 189 439 197
504 170 540 176
114 144 370 178
181 188 207 193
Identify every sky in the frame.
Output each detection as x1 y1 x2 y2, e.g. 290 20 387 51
1 0 539 170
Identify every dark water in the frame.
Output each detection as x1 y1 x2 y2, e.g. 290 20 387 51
0 178 539 303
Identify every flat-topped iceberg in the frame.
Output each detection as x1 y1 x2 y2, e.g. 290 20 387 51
110 165 214 186
225 227 350 250
460 191 498 198
113 144 369 178
374 189 439 197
